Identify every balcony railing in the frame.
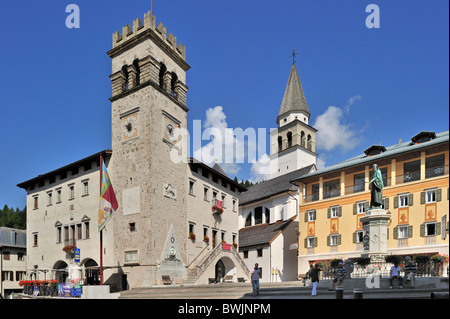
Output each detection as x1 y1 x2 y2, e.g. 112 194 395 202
425 165 449 179
323 189 340 200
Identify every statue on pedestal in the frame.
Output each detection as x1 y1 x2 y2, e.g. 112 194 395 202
369 164 384 210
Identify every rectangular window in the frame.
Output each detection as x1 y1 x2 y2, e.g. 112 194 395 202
330 234 339 246
77 224 82 240
426 222 436 236
129 222 136 232
426 189 436 203
56 189 62 203
306 237 316 248
57 227 62 243
399 194 409 207
189 180 195 195
82 180 89 196
243 251 248 259
232 199 237 212
355 231 363 243
403 160 420 183
84 222 90 239
33 196 39 210
33 233 38 246
307 210 316 222
69 184 75 200
257 249 263 257
323 179 340 199
331 206 339 218
398 225 409 239
425 154 445 179
357 202 366 214
353 173 365 193
203 187 209 201
47 191 53 206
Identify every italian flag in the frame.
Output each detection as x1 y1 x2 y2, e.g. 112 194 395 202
98 161 118 231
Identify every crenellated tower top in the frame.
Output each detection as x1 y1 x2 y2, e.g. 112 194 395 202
110 10 186 61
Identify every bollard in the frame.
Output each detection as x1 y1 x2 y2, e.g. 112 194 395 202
335 287 344 299
353 289 363 299
431 292 449 299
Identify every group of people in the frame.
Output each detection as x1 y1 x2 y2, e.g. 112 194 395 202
250 257 417 297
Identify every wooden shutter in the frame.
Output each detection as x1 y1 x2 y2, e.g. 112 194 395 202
437 189 442 202
408 225 413 238
353 204 357 215
304 238 308 248
436 222 441 235
353 232 357 243
304 212 308 223
327 208 331 219
420 223 425 237
394 196 399 208
314 237 318 248
393 226 398 239
338 234 342 245
327 235 330 246
409 193 414 206
384 198 389 210
338 206 342 217
420 192 425 205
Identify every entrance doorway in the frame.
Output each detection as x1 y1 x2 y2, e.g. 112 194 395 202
214 257 236 283
83 259 100 285
53 261 68 283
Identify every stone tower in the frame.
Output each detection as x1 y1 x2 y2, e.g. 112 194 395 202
269 62 318 178
107 11 190 287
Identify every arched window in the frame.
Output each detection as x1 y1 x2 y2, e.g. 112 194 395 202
278 136 283 152
245 213 252 227
133 59 141 86
300 131 305 147
254 207 263 225
159 63 167 89
170 72 178 98
265 207 270 224
287 132 293 148
121 65 129 91
307 134 312 150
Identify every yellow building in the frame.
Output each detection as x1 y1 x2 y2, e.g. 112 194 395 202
291 131 449 275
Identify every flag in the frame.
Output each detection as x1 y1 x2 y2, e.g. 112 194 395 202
98 161 118 231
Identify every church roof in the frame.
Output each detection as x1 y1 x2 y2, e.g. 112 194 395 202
277 63 310 123
238 164 315 206
238 217 295 249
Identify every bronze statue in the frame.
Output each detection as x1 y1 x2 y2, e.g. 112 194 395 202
369 164 384 209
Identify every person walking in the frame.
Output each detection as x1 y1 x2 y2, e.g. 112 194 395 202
251 263 261 296
329 262 346 291
310 263 321 297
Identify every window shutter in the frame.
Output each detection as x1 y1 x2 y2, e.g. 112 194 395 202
327 208 331 219
437 189 442 202
365 201 369 211
304 238 308 248
338 206 342 217
384 198 389 210
353 232 357 243
353 204 357 215
338 234 342 245
314 237 318 248
420 223 425 237
420 192 425 205
436 222 441 235
409 193 414 206
304 212 308 223
408 225 413 238
394 196 399 209
327 235 330 246
393 226 398 239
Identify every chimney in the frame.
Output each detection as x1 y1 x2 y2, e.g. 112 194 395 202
398 138 402 144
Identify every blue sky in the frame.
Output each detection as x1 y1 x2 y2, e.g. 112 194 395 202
0 0 448 210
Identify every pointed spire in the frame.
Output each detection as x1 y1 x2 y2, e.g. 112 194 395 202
277 63 310 124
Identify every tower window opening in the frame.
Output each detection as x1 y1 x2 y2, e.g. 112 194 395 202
122 65 129 91
133 59 141 86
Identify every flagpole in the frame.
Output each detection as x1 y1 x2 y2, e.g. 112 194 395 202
99 153 104 286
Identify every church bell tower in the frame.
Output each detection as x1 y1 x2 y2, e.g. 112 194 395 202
269 57 318 178
106 11 190 287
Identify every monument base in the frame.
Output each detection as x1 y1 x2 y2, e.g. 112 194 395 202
360 208 391 259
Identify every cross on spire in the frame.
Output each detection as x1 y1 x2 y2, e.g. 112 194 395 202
290 49 298 64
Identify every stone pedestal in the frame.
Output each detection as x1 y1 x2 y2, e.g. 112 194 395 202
360 208 391 262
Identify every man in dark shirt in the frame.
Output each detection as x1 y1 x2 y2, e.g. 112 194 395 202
330 262 346 291
310 263 321 296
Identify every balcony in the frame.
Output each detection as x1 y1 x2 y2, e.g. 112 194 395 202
425 165 449 179
212 199 224 214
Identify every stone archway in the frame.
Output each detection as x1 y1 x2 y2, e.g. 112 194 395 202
82 258 100 285
214 256 236 282
53 260 68 284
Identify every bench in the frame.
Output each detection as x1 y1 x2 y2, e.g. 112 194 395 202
223 275 234 283
162 275 173 285
237 277 246 283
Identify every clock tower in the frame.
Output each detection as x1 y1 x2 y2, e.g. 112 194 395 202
107 11 190 287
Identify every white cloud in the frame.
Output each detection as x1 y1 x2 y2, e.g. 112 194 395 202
313 96 362 153
249 154 270 183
